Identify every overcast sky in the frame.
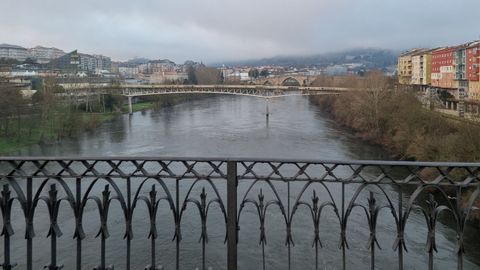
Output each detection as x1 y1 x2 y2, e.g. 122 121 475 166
1 0 479 63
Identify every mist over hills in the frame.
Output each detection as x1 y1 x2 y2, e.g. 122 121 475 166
214 48 399 69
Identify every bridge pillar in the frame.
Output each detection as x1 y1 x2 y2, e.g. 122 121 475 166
265 98 269 118
128 96 133 115
458 88 465 118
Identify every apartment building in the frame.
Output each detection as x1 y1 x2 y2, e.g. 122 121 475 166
411 49 432 86
28 46 65 64
398 49 425 84
0 44 29 61
431 47 457 90
465 42 480 100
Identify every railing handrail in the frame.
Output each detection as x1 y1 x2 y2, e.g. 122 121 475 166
1 156 480 167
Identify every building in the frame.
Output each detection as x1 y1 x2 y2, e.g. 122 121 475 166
465 41 480 100
28 46 65 64
138 59 176 74
93 55 112 72
397 49 425 84
47 50 88 73
410 49 432 86
0 44 29 61
454 43 469 93
143 71 188 84
118 66 140 78
78 53 97 72
431 47 457 90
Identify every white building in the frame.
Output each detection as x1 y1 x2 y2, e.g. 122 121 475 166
28 46 65 64
10 70 38 77
0 44 29 61
118 66 140 78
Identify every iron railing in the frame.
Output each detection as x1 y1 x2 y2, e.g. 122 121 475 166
0 157 479 270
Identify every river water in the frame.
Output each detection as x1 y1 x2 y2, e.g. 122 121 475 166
3 95 480 269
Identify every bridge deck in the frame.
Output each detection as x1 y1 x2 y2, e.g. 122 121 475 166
60 84 354 98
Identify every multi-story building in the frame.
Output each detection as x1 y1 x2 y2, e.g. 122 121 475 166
0 44 29 61
431 47 457 90
78 53 97 72
28 46 65 64
399 40 480 101
454 43 469 92
118 66 140 78
93 55 112 72
411 49 432 86
144 70 188 84
466 41 480 100
48 50 96 73
397 49 424 84
46 50 77 73
137 59 176 74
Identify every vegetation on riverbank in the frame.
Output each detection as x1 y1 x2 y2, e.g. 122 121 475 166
310 71 480 162
311 91 480 162
0 77 210 154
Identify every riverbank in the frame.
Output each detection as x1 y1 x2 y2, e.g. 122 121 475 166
0 111 119 154
0 93 205 155
310 91 480 162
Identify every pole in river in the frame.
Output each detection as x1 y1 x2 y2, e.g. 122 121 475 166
265 98 269 118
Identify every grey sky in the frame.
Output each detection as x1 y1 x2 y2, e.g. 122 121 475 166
1 0 479 63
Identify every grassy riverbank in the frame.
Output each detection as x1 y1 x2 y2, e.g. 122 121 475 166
0 93 207 155
0 111 119 154
121 102 155 113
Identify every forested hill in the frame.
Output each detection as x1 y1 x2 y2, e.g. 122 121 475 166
216 48 398 69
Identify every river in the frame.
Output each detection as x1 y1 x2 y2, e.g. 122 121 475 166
3 95 480 269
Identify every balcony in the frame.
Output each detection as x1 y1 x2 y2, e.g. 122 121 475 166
0 157 479 270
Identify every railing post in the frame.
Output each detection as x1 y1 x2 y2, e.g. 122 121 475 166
26 177 33 270
227 161 238 270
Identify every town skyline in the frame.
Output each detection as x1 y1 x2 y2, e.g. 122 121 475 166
2 0 480 63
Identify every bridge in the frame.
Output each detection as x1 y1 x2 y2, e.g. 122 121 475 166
0 157 478 270
254 75 313 86
59 84 353 114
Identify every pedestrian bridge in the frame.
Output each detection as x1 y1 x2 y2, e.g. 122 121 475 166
61 84 352 98
60 84 353 114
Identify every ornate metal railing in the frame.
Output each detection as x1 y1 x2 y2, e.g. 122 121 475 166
0 157 479 270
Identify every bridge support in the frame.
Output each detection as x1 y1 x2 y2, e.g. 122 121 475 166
128 96 133 115
265 98 269 118
458 88 465 118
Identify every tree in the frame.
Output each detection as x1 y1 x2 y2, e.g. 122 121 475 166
186 65 197 84
195 67 222 85
0 87 24 137
248 68 259 79
260 69 269 77
438 90 453 103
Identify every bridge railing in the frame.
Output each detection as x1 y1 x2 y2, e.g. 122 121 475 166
0 157 479 270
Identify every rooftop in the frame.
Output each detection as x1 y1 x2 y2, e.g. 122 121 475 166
0 43 27 50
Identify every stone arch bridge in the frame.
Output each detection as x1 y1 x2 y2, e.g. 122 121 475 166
254 75 314 86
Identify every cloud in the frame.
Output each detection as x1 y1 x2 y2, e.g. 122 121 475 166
1 0 479 63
